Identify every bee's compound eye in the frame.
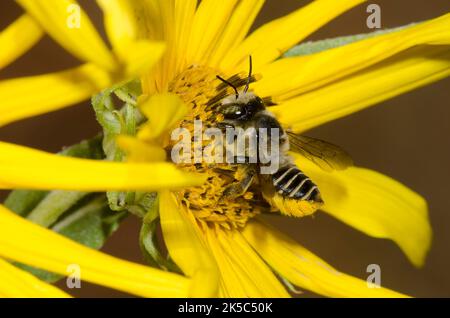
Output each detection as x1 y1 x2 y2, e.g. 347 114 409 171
220 104 247 120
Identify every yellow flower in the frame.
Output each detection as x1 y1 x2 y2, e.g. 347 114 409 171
0 0 201 298
0 0 449 297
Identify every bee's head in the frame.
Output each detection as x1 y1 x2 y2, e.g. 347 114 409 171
216 56 265 121
219 92 265 121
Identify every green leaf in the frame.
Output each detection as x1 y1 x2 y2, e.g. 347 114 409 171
26 191 89 227
14 264 62 283
60 136 104 159
4 190 47 217
139 193 181 273
284 24 416 57
53 196 117 249
16 195 127 283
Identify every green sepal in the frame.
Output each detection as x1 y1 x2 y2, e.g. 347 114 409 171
92 81 155 217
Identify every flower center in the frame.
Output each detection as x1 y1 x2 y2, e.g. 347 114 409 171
168 65 266 229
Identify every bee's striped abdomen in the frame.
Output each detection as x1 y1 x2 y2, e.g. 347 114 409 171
272 165 322 202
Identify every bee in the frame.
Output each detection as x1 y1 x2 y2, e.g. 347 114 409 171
215 57 353 217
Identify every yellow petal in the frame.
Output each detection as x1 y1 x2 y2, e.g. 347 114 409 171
127 0 165 40
221 0 365 71
116 135 167 162
138 0 193 92
0 205 189 297
0 258 70 298
0 182 13 190
186 0 239 65
153 1 177 91
205 227 290 298
0 14 43 70
272 45 450 132
0 63 111 127
0 141 206 191
97 0 166 75
96 0 137 54
17 0 116 71
173 0 198 76
159 191 219 297
255 13 450 99
138 93 187 140
121 40 166 78
0 42 163 127
293 154 431 267
207 0 265 68
243 220 408 297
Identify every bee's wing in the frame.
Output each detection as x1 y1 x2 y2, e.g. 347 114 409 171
287 132 353 172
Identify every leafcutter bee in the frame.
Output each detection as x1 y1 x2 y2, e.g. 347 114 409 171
215 57 353 217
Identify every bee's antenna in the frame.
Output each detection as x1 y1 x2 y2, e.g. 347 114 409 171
216 75 239 99
244 55 253 94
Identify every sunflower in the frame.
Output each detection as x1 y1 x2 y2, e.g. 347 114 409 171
0 0 449 297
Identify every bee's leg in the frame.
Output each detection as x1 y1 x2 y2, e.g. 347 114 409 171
222 164 256 199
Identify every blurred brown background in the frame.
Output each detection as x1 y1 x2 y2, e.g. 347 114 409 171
1 0 449 297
